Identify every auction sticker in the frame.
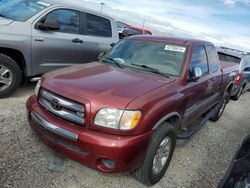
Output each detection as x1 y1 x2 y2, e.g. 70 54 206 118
164 45 186 53
37 1 51 7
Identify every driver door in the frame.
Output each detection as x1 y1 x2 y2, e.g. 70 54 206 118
181 45 211 127
31 9 86 76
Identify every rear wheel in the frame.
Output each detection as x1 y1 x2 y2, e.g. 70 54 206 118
0 53 22 98
132 123 176 186
210 92 230 122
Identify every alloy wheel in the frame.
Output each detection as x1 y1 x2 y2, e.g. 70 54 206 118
0 65 13 92
152 136 171 175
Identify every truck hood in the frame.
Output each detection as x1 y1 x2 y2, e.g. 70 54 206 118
43 63 175 109
0 17 13 25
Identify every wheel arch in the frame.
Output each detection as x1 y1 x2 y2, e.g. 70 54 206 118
225 81 234 94
0 47 27 77
153 112 181 131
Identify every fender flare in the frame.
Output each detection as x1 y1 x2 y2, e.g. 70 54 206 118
225 81 234 94
153 112 181 130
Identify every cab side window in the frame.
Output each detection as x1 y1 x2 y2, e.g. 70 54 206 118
190 46 209 74
45 9 80 34
86 13 112 37
207 45 220 73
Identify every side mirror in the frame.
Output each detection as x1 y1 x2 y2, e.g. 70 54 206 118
37 15 59 31
98 52 105 60
190 67 203 81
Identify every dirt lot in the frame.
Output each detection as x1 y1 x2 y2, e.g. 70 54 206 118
0 83 249 188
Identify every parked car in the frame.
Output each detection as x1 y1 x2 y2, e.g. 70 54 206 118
126 25 152 35
116 21 130 33
218 133 250 188
218 50 250 100
119 28 141 39
0 0 119 97
116 21 152 39
27 36 236 186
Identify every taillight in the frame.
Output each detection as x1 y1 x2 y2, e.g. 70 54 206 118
235 73 243 85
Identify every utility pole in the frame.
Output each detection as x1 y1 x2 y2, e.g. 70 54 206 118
142 19 146 29
100 3 105 14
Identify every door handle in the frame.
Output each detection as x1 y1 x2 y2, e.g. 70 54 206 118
34 38 44 42
72 38 83 43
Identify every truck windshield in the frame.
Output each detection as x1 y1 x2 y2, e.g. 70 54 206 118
0 0 50 22
103 39 187 77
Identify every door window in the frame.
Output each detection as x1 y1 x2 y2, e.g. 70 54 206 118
86 13 112 37
45 9 80 34
190 46 209 74
207 45 220 73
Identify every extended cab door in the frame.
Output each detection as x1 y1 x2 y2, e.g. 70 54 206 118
182 45 215 126
205 45 222 104
82 12 118 57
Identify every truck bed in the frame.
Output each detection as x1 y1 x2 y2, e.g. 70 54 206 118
220 61 239 74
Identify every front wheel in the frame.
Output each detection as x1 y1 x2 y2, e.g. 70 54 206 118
132 123 176 186
210 92 230 122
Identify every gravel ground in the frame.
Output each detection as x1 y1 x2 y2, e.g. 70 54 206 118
0 83 249 188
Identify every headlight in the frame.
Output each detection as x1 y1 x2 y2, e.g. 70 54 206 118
34 80 41 96
94 108 141 130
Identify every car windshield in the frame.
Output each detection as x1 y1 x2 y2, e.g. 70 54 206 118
103 39 187 77
0 0 50 22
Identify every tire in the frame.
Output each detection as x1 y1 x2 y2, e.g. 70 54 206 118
231 86 243 101
0 53 22 98
210 92 230 122
132 122 176 186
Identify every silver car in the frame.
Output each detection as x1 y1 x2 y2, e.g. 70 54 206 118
0 0 119 97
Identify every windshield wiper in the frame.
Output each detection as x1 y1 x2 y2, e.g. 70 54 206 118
131 63 170 78
101 58 124 69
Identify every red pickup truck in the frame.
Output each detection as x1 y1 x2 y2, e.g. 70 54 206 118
26 36 235 186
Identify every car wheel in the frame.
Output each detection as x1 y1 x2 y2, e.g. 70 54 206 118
0 53 22 98
210 92 230 122
132 122 176 186
231 86 243 101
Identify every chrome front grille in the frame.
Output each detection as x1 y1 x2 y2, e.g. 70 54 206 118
39 89 85 125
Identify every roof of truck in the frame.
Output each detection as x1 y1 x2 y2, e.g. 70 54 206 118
128 35 212 46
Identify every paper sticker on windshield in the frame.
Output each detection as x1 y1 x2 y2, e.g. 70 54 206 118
164 45 186 53
37 1 51 7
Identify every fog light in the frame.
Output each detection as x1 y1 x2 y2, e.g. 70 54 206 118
101 159 116 170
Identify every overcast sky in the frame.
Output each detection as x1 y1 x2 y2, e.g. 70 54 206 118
67 0 250 51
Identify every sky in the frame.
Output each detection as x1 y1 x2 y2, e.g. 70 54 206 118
67 0 250 51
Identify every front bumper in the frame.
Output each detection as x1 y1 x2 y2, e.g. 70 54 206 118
26 95 151 173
